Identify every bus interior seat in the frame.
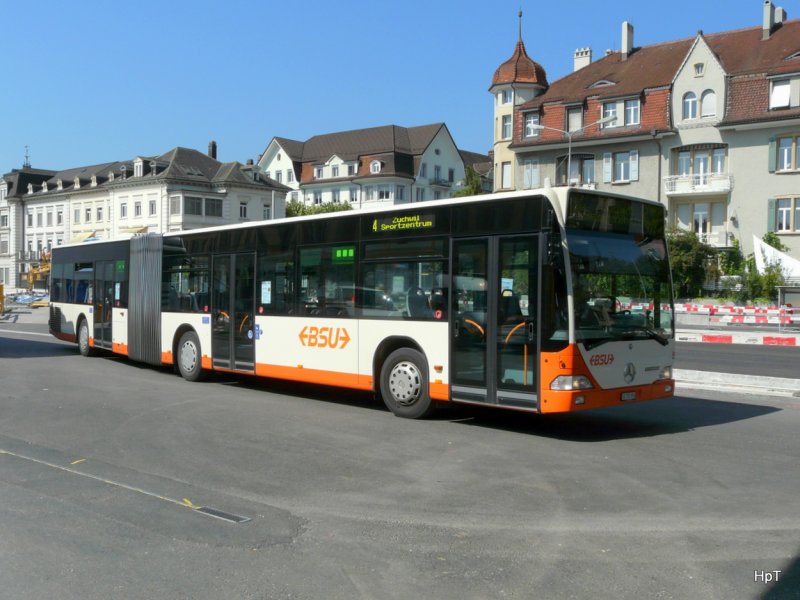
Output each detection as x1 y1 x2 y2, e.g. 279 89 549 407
406 287 433 318
499 290 523 324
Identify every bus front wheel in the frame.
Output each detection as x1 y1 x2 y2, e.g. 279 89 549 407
78 319 94 357
379 348 435 419
177 331 204 382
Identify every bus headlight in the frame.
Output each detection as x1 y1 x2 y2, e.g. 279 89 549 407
659 366 673 380
550 375 594 391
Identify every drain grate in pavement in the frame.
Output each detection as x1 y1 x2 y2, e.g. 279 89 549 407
195 506 251 523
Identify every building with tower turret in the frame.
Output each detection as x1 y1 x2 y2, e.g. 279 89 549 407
489 11 548 192
494 1 800 265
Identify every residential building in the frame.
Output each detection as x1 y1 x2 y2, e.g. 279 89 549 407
489 13 549 192
0 143 289 289
497 1 800 261
258 123 486 208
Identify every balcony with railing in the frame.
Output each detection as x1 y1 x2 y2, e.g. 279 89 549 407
663 173 734 196
697 230 735 248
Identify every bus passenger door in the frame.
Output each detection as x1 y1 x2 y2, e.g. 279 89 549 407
211 253 256 372
93 260 115 350
451 236 539 409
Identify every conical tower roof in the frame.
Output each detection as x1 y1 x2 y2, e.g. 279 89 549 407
490 38 548 90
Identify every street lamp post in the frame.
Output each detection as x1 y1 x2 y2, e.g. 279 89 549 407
531 115 616 186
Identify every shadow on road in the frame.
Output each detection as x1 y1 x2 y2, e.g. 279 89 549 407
450 394 781 442
0 336 74 359
762 550 800 599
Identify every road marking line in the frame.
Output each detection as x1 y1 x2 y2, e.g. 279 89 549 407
0 448 249 523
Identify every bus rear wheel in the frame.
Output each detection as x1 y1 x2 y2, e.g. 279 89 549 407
177 331 204 382
78 318 94 357
379 348 435 419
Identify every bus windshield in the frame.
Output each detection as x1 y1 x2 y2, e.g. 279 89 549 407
565 192 673 347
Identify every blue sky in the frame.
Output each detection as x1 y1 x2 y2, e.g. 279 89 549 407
0 1 792 172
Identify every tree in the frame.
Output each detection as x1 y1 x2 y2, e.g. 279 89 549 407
453 166 483 197
286 199 353 218
666 228 717 299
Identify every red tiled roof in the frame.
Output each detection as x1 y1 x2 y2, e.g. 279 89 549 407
515 19 800 136
490 40 548 89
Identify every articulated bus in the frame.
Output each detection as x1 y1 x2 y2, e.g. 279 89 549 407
48 187 675 418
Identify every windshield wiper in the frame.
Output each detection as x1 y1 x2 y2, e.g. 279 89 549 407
617 328 669 346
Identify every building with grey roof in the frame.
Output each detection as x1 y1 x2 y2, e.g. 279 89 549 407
0 143 289 290
258 123 489 208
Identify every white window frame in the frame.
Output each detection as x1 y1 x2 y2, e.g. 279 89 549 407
770 80 791 109
682 92 697 120
624 99 640 125
522 159 539 189
567 107 583 132
239 201 248 218
501 115 512 139
524 113 540 137
602 102 617 127
701 90 716 117
370 160 381 174
500 161 512 189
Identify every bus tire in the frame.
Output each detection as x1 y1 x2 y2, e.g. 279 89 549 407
379 348 435 419
78 318 94 357
177 331 204 382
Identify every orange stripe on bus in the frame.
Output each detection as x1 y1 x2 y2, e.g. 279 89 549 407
112 343 129 356
162 351 173 365
255 363 373 391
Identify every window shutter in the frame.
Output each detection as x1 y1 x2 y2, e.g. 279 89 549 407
768 137 777 173
630 149 639 181
603 153 612 183
767 198 776 232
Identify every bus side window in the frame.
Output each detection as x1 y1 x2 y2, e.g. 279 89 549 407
259 254 294 315
299 246 355 318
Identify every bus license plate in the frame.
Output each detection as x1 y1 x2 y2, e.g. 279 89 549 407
620 391 637 402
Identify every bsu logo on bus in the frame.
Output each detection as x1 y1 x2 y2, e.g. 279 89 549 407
298 325 351 350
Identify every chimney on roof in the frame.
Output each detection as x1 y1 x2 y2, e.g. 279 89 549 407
763 0 775 39
208 140 217 160
573 47 592 71
621 21 634 61
762 0 786 39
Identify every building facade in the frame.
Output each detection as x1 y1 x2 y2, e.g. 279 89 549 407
496 1 800 261
258 123 486 208
0 144 289 289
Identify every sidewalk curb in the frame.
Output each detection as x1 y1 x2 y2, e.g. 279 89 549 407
675 368 800 398
676 329 800 346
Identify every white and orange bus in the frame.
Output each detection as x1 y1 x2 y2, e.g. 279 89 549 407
48 186 675 418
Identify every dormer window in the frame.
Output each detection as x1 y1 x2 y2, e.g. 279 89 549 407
589 80 616 89
134 160 143 177
566 106 583 132
91 175 98 187
74 177 81 189
770 79 791 109
315 166 323 179
370 160 382 174
57 179 63 191
27 183 34 194
41 181 48 192
694 63 705 77
108 171 115 182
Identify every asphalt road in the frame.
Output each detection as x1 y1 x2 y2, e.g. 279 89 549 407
675 342 800 379
1 320 799 600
